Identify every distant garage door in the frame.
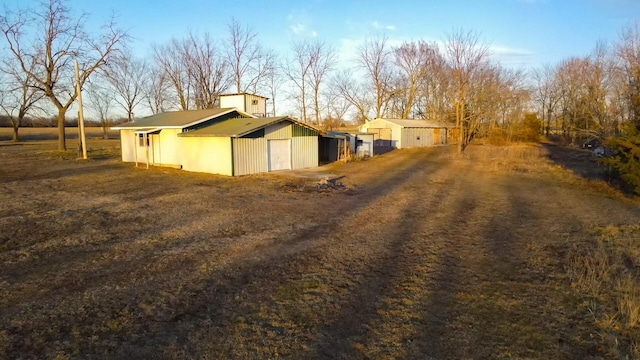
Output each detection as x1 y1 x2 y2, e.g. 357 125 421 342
268 139 291 171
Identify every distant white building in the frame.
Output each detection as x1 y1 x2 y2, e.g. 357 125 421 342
360 118 449 149
218 93 268 118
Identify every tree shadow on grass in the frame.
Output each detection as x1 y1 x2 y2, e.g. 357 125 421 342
540 142 609 181
0 147 450 359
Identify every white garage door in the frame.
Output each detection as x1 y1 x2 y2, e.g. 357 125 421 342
268 139 291 171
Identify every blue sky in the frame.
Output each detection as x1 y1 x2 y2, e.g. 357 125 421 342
2 0 639 118
63 0 640 69
5 0 639 69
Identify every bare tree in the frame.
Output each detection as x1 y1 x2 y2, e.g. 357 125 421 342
325 87 353 124
0 55 43 141
393 41 439 118
226 18 276 94
443 29 491 153
414 51 451 122
0 0 128 150
154 32 231 111
263 58 283 116
85 81 113 139
532 64 561 136
307 40 336 125
283 40 313 122
104 51 148 122
144 67 172 114
357 35 395 119
332 69 372 123
153 39 192 110
185 32 232 109
615 21 640 127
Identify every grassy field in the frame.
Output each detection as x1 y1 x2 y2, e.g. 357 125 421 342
0 127 119 142
0 132 639 359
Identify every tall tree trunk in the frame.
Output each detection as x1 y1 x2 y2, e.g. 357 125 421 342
12 124 19 142
57 109 66 150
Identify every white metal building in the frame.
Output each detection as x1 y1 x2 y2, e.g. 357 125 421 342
219 93 268 118
359 118 449 149
111 108 254 168
178 116 319 176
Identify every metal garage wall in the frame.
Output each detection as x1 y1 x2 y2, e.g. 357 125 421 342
233 138 268 175
265 122 292 139
292 136 318 169
402 128 437 148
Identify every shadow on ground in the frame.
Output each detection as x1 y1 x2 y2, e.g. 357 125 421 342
540 142 610 181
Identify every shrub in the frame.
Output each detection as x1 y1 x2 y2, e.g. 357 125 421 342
600 122 640 195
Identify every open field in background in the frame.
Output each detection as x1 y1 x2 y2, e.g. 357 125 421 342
0 134 639 359
0 127 120 142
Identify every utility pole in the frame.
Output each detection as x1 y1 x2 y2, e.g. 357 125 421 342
74 60 88 159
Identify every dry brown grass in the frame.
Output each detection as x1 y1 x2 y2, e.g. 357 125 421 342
1 135 639 359
566 225 640 359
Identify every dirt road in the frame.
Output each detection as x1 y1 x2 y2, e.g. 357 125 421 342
0 142 638 359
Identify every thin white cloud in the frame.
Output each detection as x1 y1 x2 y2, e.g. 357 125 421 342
371 20 395 31
290 23 305 34
287 9 316 36
491 45 534 57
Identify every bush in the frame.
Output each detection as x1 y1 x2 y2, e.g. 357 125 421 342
514 113 542 142
600 122 640 195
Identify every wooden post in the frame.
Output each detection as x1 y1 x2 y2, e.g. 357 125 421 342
74 61 87 159
134 133 138 167
145 133 149 169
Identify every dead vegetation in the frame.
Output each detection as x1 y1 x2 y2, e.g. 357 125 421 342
566 225 640 358
0 134 639 359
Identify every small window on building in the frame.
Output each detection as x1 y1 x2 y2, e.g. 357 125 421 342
357 139 363 146
251 99 258 105
416 136 421 140
138 134 149 147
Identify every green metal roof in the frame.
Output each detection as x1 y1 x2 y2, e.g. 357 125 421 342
111 108 241 129
178 116 319 138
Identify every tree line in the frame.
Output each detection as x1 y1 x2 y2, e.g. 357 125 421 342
0 0 639 170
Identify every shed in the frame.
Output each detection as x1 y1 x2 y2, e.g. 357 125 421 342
219 93 268 117
319 133 348 163
323 132 374 160
359 118 449 150
349 132 374 157
111 108 254 168
178 116 319 176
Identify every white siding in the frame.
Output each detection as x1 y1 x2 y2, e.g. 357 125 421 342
219 94 266 116
268 139 291 171
233 138 268 176
356 134 374 157
155 129 182 166
219 95 245 110
244 94 267 116
120 129 137 162
122 130 151 164
360 119 402 148
291 136 318 169
179 137 233 176
402 128 435 148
